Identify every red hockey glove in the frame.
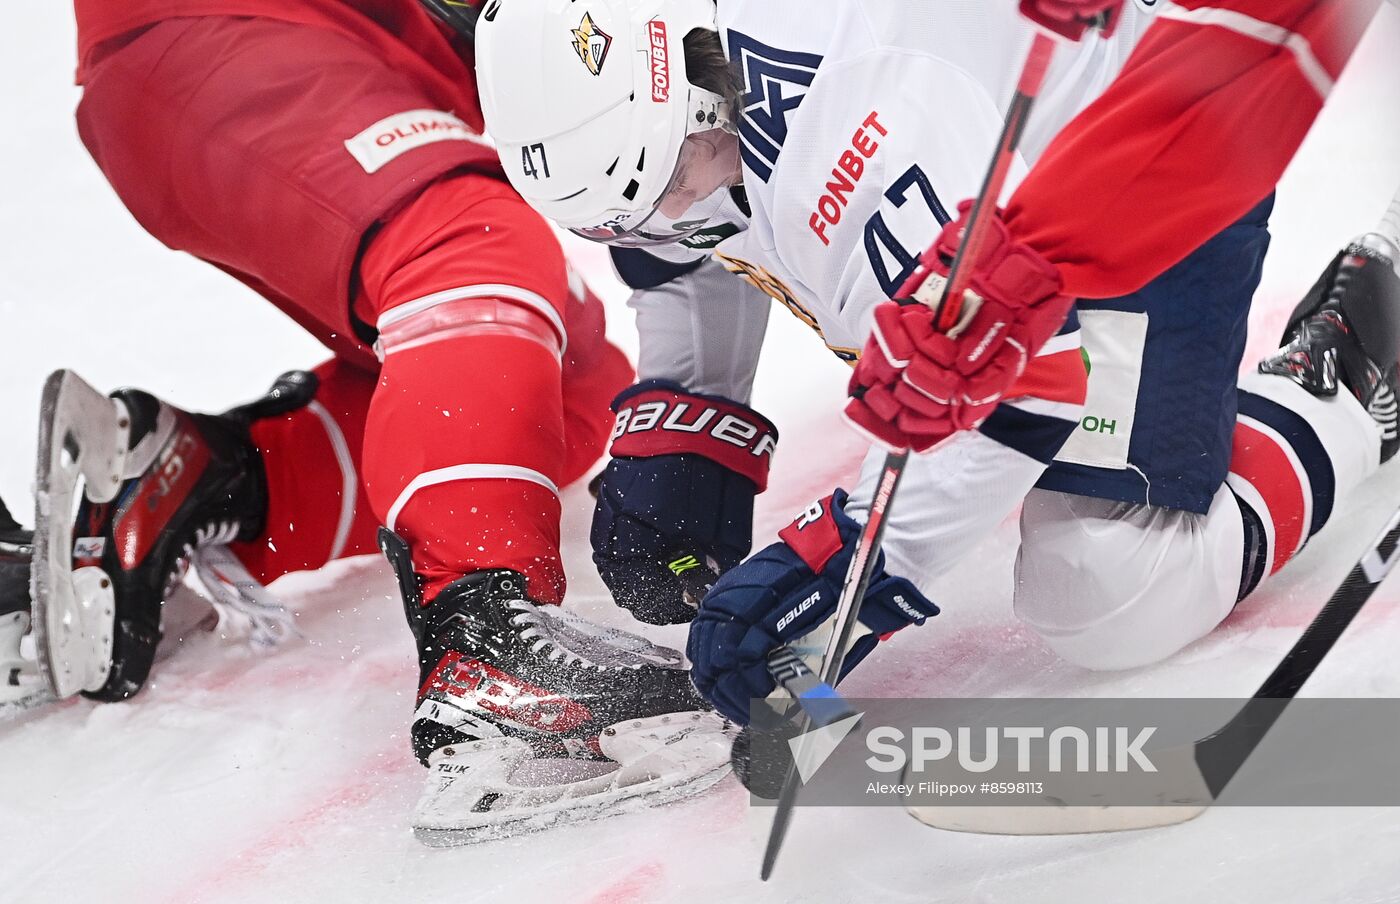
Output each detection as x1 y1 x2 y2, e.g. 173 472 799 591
1019 0 1124 40
844 302 958 452
845 200 1073 452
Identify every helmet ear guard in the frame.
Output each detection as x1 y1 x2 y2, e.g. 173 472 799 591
475 0 731 247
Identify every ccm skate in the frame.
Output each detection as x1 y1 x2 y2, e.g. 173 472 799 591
31 370 310 701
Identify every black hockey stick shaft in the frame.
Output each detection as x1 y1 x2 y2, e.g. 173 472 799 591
926 36 1055 330
758 454 904 881
759 33 1060 882
1194 505 1400 796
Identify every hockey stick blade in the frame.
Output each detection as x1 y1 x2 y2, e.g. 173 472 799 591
907 503 1400 835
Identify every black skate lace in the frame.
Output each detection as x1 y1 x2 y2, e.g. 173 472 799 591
164 520 242 596
504 600 637 672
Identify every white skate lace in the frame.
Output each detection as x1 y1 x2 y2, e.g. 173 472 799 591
186 544 299 650
164 520 242 596
504 600 683 672
506 601 617 671
158 521 298 650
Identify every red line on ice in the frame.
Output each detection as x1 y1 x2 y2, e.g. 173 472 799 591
583 861 666 904
154 741 416 904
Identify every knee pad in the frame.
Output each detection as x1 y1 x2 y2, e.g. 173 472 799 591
1013 486 1244 670
357 170 571 362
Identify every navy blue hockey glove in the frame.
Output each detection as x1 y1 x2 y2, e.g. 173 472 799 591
591 381 778 625
687 490 939 723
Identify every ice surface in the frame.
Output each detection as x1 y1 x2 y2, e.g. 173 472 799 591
3 7 1399 902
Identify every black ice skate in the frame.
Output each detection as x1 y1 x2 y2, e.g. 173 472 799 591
0 498 46 715
31 369 315 701
1261 234 1400 462
379 528 732 845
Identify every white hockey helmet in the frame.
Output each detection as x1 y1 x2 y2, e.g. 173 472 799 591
475 0 734 247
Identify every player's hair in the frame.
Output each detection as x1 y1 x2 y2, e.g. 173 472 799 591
683 29 742 116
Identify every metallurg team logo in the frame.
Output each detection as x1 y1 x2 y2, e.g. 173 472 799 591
572 12 613 76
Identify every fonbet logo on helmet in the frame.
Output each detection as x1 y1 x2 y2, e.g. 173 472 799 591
571 12 613 76
475 0 736 248
647 20 670 101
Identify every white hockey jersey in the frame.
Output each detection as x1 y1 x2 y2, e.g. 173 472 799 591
625 1 1159 593
638 0 1154 366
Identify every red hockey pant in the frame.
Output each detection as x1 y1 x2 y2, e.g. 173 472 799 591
75 16 633 604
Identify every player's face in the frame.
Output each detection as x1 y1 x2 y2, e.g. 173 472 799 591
565 125 738 247
657 129 741 218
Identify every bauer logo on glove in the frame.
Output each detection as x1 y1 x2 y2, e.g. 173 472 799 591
686 490 939 724
593 381 778 625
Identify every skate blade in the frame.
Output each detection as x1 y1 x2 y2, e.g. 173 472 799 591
413 764 731 847
412 712 734 847
0 685 57 722
31 370 129 698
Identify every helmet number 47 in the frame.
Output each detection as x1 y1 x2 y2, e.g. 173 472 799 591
521 143 550 180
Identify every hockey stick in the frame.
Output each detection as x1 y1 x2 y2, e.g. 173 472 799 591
671 554 858 730
757 32 1061 881
908 502 1400 835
